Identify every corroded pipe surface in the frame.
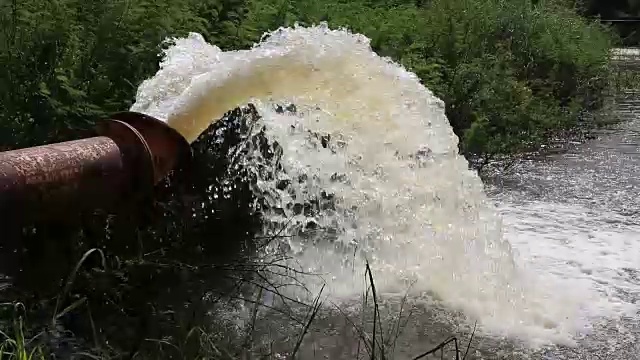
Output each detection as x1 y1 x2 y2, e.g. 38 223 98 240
0 112 190 222
108 111 192 184
0 136 128 220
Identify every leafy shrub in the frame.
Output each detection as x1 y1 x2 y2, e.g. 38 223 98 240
415 0 613 161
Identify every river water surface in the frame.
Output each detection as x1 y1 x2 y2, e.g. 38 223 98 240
490 89 640 359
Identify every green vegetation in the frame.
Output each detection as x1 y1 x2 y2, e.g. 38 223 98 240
0 0 624 160
0 307 45 360
0 0 634 358
0 0 623 165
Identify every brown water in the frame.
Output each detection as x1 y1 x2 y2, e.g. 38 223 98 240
239 92 640 360
131 27 640 359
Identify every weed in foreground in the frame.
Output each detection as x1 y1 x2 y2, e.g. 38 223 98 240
0 304 45 360
332 261 478 360
1 246 477 360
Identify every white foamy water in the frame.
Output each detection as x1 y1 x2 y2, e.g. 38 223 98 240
488 96 640 356
130 24 622 347
502 201 640 306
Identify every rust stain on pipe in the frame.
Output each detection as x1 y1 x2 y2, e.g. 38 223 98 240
0 137 127 219
0 112 190 222
108 111 191 184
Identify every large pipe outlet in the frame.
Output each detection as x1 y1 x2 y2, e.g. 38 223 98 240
0 112 191 221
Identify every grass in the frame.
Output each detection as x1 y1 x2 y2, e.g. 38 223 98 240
0 248 478 360
325 261 477 360
0 306 45 360
0 249 108 360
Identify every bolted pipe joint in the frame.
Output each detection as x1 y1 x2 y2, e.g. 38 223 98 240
0 112 191 222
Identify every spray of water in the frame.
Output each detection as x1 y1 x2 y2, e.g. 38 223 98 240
131 24 598 346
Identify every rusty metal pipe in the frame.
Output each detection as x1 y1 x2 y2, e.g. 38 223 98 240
0 112 191 222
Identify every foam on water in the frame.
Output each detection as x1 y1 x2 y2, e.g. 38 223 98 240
131 24 606 346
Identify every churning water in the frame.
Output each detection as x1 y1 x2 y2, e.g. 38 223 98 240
488 90 640 358
131 25 639 357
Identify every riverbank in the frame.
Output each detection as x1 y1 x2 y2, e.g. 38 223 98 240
475 51 640 173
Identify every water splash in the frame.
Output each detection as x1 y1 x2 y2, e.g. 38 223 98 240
131 24 596 346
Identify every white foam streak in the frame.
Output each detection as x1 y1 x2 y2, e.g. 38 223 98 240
131 24 596 346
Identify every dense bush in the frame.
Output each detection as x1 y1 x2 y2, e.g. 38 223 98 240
0 0 254 149
421 0 614 163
